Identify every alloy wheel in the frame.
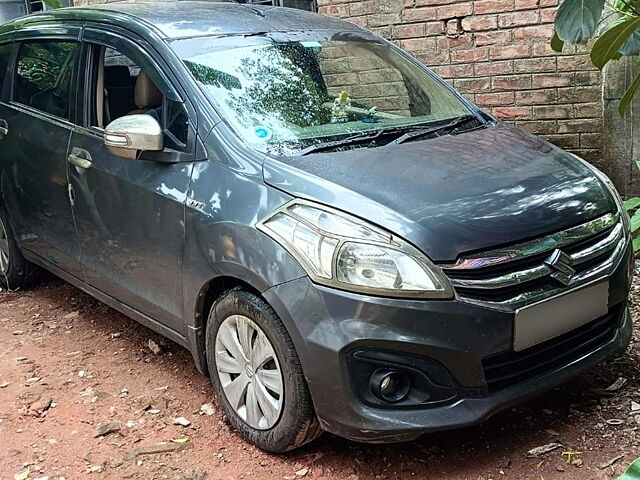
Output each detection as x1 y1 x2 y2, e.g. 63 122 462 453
0 218 10 275
215 315 284 430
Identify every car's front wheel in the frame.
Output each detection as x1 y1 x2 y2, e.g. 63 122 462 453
205 289 321 452
0 206 40 290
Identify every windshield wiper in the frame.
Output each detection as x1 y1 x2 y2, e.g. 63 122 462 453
297 115 484 156
297 126 412 156
387 115 480 146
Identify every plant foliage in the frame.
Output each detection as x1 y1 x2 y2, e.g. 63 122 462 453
553 0 640 115
617 457 640 480
42 0 61 8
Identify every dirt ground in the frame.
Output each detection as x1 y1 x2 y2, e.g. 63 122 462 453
1 274 640 480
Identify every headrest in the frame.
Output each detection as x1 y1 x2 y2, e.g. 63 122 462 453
134 72 162 110
104 65 133 88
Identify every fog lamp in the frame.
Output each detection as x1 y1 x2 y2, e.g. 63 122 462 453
370 369 410 403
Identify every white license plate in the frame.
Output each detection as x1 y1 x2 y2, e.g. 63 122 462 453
513 280 609 352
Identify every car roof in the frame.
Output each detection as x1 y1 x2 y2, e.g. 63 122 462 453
0 1 363 40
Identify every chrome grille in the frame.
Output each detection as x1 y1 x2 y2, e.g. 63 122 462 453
440 213 626 310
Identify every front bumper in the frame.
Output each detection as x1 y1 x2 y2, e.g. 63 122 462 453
263 243 633 443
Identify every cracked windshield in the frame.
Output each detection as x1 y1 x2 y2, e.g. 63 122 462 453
173 37 474 155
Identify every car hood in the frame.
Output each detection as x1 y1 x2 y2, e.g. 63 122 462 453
262 123 616 262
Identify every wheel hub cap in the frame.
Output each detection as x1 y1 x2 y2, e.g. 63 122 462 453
214 315 284 430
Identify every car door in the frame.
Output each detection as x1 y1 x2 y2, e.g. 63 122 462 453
67 28 197 334
0 27 82 277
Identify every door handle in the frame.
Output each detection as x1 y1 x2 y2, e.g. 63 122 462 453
68 148 92 170
68 154 92 169
0 119 8 137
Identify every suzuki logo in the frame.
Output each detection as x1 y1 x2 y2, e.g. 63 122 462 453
544 249 575 286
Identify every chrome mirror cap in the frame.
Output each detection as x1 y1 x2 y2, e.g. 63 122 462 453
104 114 163 159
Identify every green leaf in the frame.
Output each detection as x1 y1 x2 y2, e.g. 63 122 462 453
630 211 640 232
592 17 640 68
619 71 640 115
42 0 61 8
551 30 565 52
624 197 640 210
617 457 640 480
555 0 605 44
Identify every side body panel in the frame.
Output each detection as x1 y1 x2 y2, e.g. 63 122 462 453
67 26 198 335
0 25 82 277
182 124 307 372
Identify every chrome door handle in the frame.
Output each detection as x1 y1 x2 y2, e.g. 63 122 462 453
67 154 92 170
0 119 8 137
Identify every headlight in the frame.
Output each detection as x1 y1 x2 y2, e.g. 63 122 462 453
257 199 453 298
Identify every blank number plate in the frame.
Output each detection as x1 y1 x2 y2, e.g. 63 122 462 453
514 280 609 352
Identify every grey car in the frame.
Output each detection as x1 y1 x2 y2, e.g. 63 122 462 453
0 1 633 452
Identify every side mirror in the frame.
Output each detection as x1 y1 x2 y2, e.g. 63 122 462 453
104 114 163 160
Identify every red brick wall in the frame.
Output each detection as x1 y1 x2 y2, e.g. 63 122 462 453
317 0 604 169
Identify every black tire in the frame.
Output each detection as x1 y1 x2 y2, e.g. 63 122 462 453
205 288 322 452
0 206 40 290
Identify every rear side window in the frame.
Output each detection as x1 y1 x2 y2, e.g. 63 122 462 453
14 40 80 120
0 44 12 95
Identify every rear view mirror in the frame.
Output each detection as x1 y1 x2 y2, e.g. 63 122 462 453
104 114 163 160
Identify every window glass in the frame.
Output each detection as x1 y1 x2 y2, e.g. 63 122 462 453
174 38 471 155
91 44 189 150
0 44 12 94
166 100 189 147
15 41 80 120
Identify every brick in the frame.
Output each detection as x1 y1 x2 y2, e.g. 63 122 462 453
475 60 514 75
539 0 559 6
574 103 602 118
474 30 512 46
574 71 601 86
533 105 571 119
474 0 514 15
476 91 516 106
516 89 558 105
369 12 402 26
516 120 560 135
513 24 555 40
400 37 437 52
461 15 498 31
454 77 492 93
433 63 474 78
557 86 601 104
580 132 602 148
393 23 426 38
436 3 473 19
557 119 602 133
490 44 531 59
437 35 474 50
415 50 451 65
498 10 540 27
513 57 557 73
540 7 557 23
491 106 532 119
514 0 540 9
349 1 376 16
402 7 436 22
544 134 580 149
556 55 594 71
452 47 490 62
492 74 533 90
532 73 575 88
